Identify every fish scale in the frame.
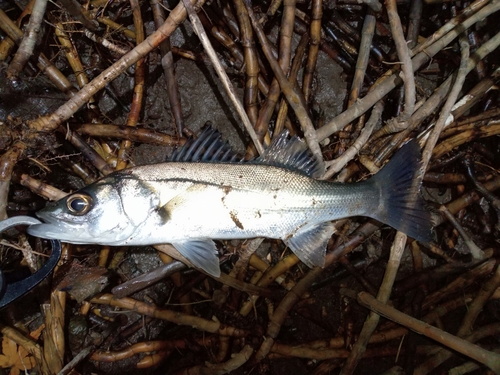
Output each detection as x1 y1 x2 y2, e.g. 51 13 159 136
136 164 356 232
28 129 432 277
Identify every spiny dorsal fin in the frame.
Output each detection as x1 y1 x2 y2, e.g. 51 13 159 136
255 130 321 178
170 125 242 163
171 127 320 178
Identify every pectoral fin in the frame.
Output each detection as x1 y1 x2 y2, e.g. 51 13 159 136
283 222 336 268
172 240 221 277
158 184 208 224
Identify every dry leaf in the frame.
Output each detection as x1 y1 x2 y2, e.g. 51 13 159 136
56 261 108 302
0 336 35 375
29 324 45 341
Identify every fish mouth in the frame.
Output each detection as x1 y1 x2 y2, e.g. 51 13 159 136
27 223 93 244
28 210 131 246
26 210 94 244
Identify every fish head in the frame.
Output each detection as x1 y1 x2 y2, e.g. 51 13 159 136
27 174 160 245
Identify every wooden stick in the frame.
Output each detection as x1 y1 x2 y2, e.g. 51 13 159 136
6 0 48 81
343 289 500 373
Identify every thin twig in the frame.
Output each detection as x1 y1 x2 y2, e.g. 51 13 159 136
116 0 146 170
58 0 98 31
344 289 500 374
83 30 130 55
420 36 470 170
28 0 205 132
411 0 489 56
6 0 48 81
0 142 26 220
377 29 500 165
386 0 416 120
415 266 500 374
339 231 408 374
439 205 484 260
150 0 184 135
323 100 383 179
244 1 325 171
181 0 264 154
347 10 376 110
0 9 76 97
316 0 500 141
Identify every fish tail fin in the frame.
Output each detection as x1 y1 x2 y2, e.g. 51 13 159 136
367 140 432 242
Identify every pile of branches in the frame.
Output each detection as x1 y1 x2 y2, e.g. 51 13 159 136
0 0 500 373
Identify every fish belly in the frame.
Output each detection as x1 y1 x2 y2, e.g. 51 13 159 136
154 181 357 242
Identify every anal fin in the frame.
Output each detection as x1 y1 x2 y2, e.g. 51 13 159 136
172 240 221 277
283 222 336 268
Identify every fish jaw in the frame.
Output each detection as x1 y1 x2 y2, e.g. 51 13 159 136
27 207 98 244
27 223 92 244
27 209 142 245
26 177 160 245
27 206 121 244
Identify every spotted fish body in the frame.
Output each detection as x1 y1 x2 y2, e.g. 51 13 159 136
28 129 432 276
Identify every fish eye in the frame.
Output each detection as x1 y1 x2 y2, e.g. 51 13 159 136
66 194 92 215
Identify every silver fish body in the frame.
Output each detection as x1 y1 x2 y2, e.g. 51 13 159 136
28 130 431 276
90 162 372 242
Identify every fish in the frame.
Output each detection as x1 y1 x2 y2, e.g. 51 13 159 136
27 128 432 277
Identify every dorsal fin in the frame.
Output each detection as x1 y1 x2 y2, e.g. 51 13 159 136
255 130 321 178
171 127 320 178
170 125 242 162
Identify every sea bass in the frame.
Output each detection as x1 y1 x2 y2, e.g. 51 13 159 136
27 128 432 277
